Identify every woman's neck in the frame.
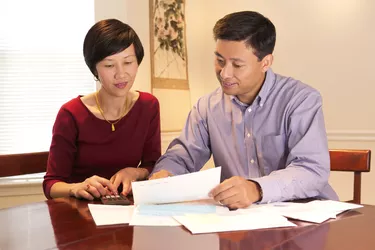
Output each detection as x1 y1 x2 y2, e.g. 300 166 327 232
97 89 130 118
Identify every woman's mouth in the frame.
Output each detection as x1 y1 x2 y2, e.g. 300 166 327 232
114 82 127 89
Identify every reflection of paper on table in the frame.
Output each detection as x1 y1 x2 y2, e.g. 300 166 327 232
173 212 296 234
238 200 363 224
132 167 221 205
132 226 219 250
88 204 134 226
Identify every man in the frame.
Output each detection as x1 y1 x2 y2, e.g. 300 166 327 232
150 11 338 209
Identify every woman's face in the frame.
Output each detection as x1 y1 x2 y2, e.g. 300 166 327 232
95 44 139 97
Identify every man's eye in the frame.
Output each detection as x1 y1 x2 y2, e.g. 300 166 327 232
233 64 243 68
216 59 225 66
124 61 133 65
104 65 114 68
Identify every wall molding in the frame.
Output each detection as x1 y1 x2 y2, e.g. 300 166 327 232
327 130 375 142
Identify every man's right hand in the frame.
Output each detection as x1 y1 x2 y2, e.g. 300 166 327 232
149 170 173 180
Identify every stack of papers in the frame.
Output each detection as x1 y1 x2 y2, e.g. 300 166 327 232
173 212 296 234
87 167 364 234
238 200 363 223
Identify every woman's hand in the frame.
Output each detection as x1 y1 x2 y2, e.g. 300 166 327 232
69 175 117 200
110 168 149 195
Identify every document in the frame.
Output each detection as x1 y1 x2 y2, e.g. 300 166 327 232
88 204 134 226
131 167 221 205
129 199 229 226
238 200 363 223
173 212 296 234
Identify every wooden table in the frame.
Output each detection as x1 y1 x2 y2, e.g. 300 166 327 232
1 197 374 250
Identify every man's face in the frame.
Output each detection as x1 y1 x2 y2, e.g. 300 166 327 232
214 39 269 104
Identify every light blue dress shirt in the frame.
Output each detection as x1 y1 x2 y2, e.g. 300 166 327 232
153 69 338 203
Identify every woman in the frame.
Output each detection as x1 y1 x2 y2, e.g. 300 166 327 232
43 19 161 200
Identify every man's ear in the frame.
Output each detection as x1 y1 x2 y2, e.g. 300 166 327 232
261 54 273 72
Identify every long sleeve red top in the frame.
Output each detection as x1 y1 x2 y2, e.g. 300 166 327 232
43 91 161 199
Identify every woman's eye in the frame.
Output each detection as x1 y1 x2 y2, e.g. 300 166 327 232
104 65 114 68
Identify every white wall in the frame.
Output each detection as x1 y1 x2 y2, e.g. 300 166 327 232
117 0 375 204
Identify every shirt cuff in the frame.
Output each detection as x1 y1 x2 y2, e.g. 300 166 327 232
249 177 281 204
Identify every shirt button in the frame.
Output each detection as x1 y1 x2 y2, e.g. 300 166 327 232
250 159 255 164
260 103 263 107
247 133 251 137
248 108 252 113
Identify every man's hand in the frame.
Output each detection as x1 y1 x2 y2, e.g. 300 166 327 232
149 170 173 180
209 176 261 209
110 167 148 195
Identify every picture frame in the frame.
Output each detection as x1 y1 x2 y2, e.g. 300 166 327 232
149 0 189 90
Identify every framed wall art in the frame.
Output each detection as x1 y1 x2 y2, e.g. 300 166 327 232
149 0 189 90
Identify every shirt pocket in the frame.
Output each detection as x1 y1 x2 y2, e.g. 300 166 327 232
256 133 287 175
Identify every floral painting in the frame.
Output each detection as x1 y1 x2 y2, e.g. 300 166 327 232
150 0 189 89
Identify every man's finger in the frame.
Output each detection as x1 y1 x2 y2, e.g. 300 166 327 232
227 201 244 210
209 179 235 197
220 192 241 207
213 185 238 203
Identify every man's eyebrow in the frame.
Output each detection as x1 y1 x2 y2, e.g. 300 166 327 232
214 51 224 58
214 52 245 63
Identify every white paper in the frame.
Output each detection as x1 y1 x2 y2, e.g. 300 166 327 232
132 167 221 205
237 200 363 224
174 212 296 234
129 199 229 226
88 204 134 226
129 205 181 226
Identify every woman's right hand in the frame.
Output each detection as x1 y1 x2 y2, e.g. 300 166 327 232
69 175 118 200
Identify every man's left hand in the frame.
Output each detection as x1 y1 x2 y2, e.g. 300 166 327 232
209 176 261 209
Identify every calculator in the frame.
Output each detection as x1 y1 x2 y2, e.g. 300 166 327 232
100 194 131 205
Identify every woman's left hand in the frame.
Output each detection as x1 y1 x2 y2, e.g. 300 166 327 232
110 168 149 195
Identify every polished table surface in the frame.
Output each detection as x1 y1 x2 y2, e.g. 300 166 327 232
1 197 374 250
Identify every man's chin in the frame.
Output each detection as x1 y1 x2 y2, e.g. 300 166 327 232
221 86 237 96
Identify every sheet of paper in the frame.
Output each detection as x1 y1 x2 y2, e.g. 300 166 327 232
237 200 363 223
88 204 134 226
173 212 296 234
131 167 221 205
129 200 229 226
129 206 181 226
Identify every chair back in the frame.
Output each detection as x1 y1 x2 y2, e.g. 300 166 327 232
0 151 49 177
330 149 371 204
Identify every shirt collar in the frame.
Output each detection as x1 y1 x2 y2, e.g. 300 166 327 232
257 68 276 106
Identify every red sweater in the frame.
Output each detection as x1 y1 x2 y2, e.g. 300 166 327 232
43 92 161 199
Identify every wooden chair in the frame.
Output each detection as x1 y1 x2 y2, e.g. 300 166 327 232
329 149 371 204
0 151 49 178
